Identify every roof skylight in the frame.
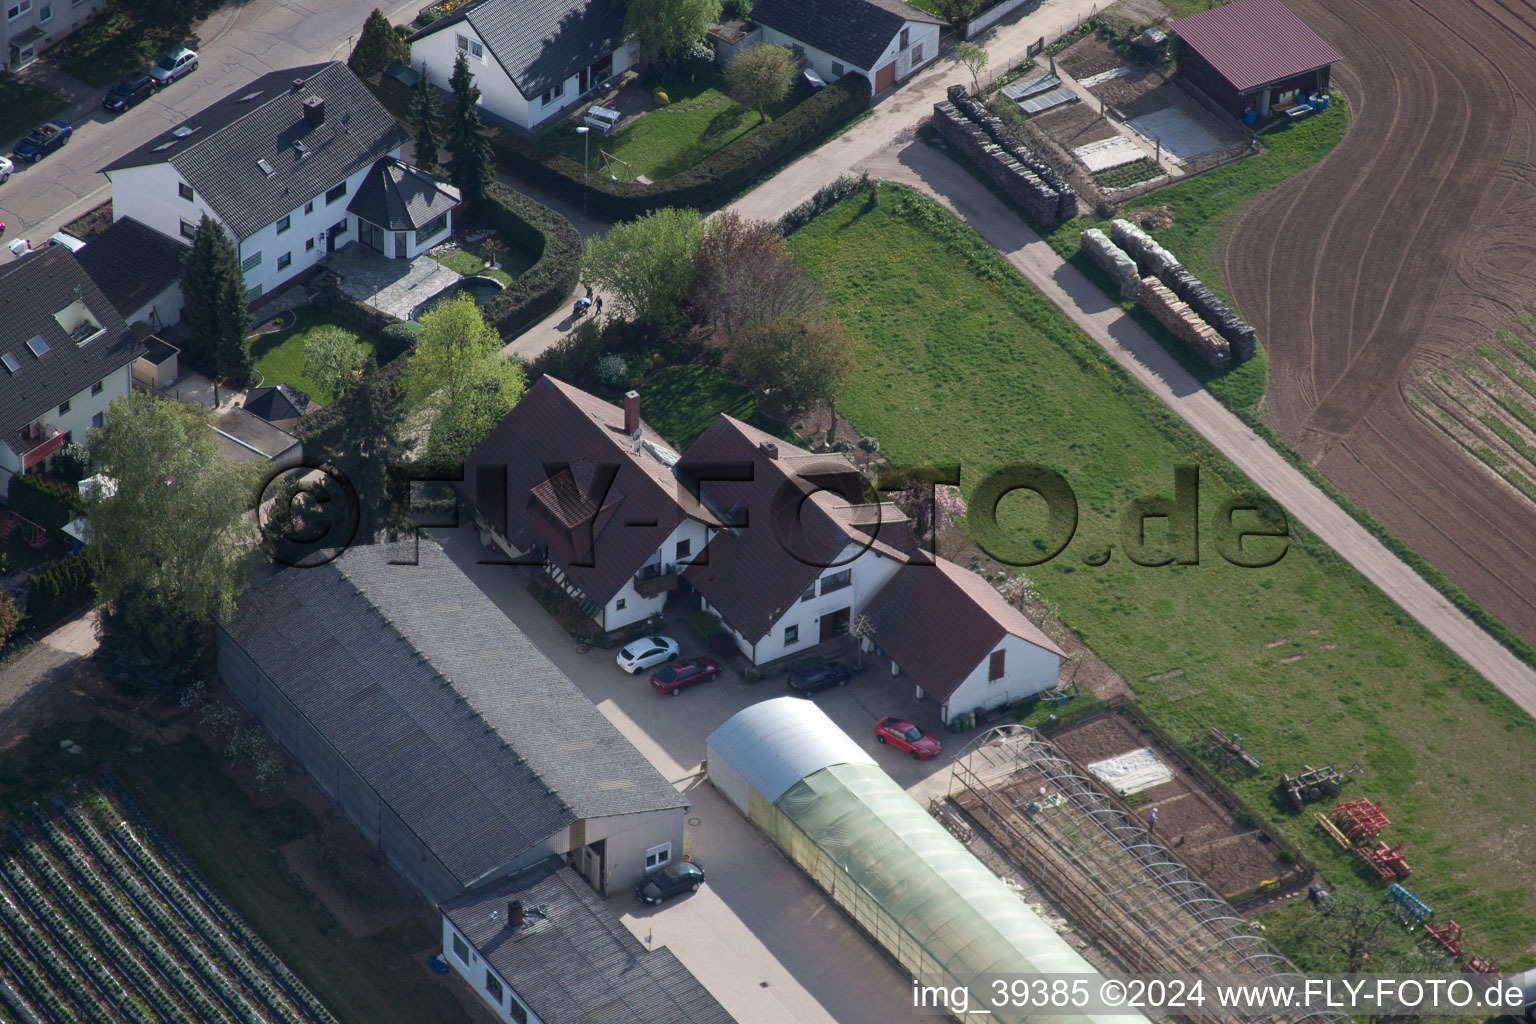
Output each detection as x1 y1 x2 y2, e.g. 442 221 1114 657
0 353 18 374
25 336 49 358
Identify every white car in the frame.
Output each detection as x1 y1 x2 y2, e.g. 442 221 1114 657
0 155 12 183
616 636 680 674
46 232 86 252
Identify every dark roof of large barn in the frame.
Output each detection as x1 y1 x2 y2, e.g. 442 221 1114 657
442 857 736 1024
0 247 145 451
749 0 942 71
1170 0 1341 92
223 542 688 891
862 557 1064 701
101 62 409 241
73 217 187 322
407 0 627 101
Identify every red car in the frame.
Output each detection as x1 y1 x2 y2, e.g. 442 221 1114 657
874 716 941 759
649 656 722 696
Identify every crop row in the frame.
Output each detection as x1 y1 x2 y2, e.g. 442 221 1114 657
43 808 244 1024
0 864 114 1024
0 912 82 1024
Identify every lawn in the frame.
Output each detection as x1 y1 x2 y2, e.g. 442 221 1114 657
788 185 1536 968
0 718 473 1024
625 364 797 450
432 236 538 285
541 69 809 181
61 5 187 87
249 309 385 404
0 80 67 149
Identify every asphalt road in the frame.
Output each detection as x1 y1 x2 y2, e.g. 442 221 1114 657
0 0 427 244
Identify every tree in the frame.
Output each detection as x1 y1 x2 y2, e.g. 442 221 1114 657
403 292 526 463
582 208 703 335
932 0 981 28
689 211 822 337
85 391 261 694
846 612 875 668
180 215 253 384
303 326 367 398
329 356 407 536
728 315 853 411
623 0 721 71
481 237 504 270
956 41 989 94
412 62 443 171
726 44 795 123
348 8 406 78
445 53 494 209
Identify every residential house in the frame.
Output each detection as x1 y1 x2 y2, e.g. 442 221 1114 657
724 0 943 94
101 62 455 304
2 0 105 71
217 540 693 903
75 216 187 331
862 555 1066 723
212 406 302 469
409 0 635 132
0 247 144 499
463 377 720 633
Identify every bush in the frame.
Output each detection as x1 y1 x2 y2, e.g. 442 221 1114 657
6 474 81 535
778 174 867 235
689 609 722 639
524 319 606 388
708 631 739 658
653 88 671 106
26 557 95 631
721 0 751 17
0 594 19 651
476 180 582 339
377 322 420 363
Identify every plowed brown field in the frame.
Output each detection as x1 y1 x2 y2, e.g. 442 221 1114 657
1221 0 1536 646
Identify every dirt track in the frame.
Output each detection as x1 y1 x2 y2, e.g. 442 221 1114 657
1222 0 1536 646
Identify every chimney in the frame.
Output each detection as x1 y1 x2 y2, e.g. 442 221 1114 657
623 390 640 437
303 96 325 128
506 900 524 929
760 441 778 460
291 77 306 92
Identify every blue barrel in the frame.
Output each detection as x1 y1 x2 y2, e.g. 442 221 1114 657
428 955 450 975
1244 109 1256 126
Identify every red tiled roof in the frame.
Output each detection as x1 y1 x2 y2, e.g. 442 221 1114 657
1170 0 1341 93
863 559 1065 701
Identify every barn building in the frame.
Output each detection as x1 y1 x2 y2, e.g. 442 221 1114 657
1170 0 1341 120
217 541 691 905
703 698 1146 1024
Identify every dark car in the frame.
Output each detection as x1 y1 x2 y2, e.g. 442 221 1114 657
635 861 705 905
104 72 155 112
13 122 72 163
787 661 851 694
649 656 721 696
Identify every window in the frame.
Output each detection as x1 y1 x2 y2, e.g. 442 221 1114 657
180 219 198 240
508 995 529 1024
455 34 484 59
913 43 924 63
553 81 564 99
331 219 347 237
451 933 470 966
676 538 691 559
38 2 50 21
541 89 552 105
644 843 671 870
276 214 290 234
244 283 263 303
305 200 314 214
325 182 346 204
615 598 626 611
483 971 503 1004
455 32 468 50
91 379 103 395
415 212 448 245
241 250 262 271
7 0 32 21
784 624 799 645
277 252 292 270
820 569 851 595
988 649 1005 681
831 61 844 77
800 583 816 602
91 412 103 428
178 182 194 201
305 238 315 251
899 27 909 50
58 400 70 415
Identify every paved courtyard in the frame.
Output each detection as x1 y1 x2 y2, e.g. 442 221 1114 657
324 243 461 320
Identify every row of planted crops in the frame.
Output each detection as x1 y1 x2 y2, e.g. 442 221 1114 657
0 784 338 1024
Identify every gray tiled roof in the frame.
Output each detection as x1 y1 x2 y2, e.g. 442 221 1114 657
442 857 737 1024
409 0 627 100
73 217 187 322
347 157 460 231
224 542 687 890
214 406 300 463
749 0 943 70
0 248 145 452
100 62 409 241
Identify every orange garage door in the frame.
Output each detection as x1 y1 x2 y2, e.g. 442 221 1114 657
874 61 896 92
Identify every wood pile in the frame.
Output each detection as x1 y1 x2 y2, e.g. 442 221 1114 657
1114 218 1258 364
937 86 1079 224
1138 276 1230 369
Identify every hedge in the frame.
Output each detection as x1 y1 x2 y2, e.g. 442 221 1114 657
477 180 581 339
26 557 95 631
6 474 81 535
370 71 872 221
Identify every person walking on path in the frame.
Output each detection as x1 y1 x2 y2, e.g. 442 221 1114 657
1147 807 1157 830
595 296 603 315
585 284 593 299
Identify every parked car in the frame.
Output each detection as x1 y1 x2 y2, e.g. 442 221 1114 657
13 122 72 163
874 716 941 759
616 636 680 674
649 657 721 696
0 155 12 184
149 47 198 86
787 661 851 694
45 232 86 253
103 72 155 112
635 861 705 905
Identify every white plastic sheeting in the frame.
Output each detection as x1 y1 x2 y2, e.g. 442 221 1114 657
1111 218 1181 278
705 697 874 807
1074 135 1145 172
1085 747 1175 795
1080 229 1140 300
1124 106 1226 162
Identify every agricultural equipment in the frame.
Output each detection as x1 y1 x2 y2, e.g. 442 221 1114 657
1385 882 1433 925
1205 728 1261 771
1279 764 1349 811
1358 842 1411 880
1334 798 1391 841
1314 812 1351 850
1425 920 1464 957
1463 956 1499 976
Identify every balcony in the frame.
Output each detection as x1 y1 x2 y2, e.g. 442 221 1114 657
19 425 63 469
634 563 680 599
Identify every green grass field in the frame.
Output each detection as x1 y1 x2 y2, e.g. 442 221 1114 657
433 236 538 285
541 70 808 181
249 309 385 404
625 364 797 450
0 80 67 149
0 719 473 1024
788 185 1536 968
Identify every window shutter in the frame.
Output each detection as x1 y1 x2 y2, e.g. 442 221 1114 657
988 649 1005 681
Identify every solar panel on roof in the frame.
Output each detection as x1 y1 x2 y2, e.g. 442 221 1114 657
25 336 49 358
0 353 18 374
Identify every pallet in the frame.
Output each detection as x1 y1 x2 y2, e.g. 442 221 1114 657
1314 812 1351 850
